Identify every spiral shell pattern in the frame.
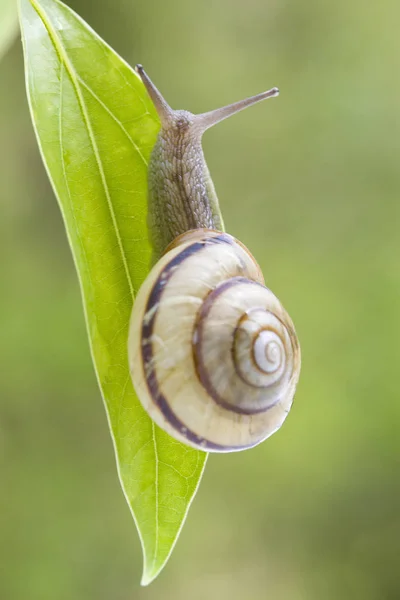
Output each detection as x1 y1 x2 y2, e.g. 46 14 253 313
128 230 301 452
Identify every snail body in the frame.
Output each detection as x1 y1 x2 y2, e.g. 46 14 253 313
128 66 301 452
136 65 278 260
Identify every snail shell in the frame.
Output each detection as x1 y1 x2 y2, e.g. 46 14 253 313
128 229 301 452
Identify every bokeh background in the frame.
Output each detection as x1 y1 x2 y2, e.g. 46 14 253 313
1 0 399 598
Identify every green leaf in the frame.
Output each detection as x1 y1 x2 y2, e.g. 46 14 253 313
19 0 207 585
0 0 19 61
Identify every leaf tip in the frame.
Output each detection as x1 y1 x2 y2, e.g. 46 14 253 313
140 568 160 587
140 542 175 586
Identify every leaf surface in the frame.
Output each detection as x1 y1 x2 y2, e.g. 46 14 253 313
19 0 206 584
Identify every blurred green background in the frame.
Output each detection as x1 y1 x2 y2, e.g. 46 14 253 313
1 0 399 598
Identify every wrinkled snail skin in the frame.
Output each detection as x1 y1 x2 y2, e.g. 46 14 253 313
135 64 279 262
128 66 301 452
128 229 301 452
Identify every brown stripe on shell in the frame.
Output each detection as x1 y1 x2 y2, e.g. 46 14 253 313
234 308 295 382
163 228 224 255
233 313 280 379
141 233 259 452
192 277 288 415
248 309 300 404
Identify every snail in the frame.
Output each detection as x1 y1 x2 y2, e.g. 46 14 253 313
128 65 301 452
